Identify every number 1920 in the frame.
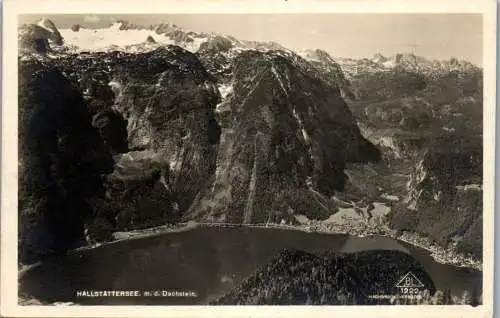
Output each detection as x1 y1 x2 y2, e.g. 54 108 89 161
399 287 422 295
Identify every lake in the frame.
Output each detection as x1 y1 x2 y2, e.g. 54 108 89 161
19 225 482 305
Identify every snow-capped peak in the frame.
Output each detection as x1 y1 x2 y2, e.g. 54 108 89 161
108 21 124 30
372 53 388 64
56 19 210 54
37 18 54 32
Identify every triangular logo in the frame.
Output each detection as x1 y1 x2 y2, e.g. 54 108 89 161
395 271 424 288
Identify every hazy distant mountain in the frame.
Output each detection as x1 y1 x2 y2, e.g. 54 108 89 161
336 52 480 79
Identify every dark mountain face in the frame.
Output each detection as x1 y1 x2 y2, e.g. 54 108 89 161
18 59 114 263
302 49 356 100
186 50 380 223
18 25 52 54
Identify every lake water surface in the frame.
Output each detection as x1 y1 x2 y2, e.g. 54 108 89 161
19 226 482 305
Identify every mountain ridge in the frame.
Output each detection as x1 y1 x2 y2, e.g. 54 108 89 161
20 18 481 72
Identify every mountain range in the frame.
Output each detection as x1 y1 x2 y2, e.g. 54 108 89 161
18 19 483 265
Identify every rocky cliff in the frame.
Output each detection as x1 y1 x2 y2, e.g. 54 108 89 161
391 133 483 257
18 59 113 263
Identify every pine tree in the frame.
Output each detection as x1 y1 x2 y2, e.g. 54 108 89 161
443 289 453 304
470 288 479 307
461 290 472 305
432 290 445 305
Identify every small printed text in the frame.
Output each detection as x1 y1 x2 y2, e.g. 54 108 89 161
75 290 198 298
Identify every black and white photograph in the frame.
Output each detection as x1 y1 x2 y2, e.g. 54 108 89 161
1 0 496 317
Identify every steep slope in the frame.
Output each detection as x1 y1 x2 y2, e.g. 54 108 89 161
37 18 64 45
185 50 380 224
196 44 354 99
18 59 113 263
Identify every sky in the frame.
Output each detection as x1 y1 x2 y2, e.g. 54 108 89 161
19 14 483 65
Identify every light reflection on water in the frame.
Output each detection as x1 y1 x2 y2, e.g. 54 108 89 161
19 226 482 305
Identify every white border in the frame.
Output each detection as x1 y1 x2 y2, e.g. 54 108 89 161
1 0 496 317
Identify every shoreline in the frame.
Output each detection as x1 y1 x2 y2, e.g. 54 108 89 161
17 220 481 306
290 220 482 271
64 220 481 271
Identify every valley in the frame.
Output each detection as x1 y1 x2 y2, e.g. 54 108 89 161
17 17 484 305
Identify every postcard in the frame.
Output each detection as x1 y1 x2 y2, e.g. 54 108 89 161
1 0 496 317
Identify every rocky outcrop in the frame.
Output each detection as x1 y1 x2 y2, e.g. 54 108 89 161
37 18 64 45
198 35 233 53
106 47 221 226
185 50 380 223
18 19 64 54
18 25 51 53
167 29 194 44
154 23 179 35
406 135 482 207
197 47 356 99
372 53 388 64
390 133 483 257
298 49 355 100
